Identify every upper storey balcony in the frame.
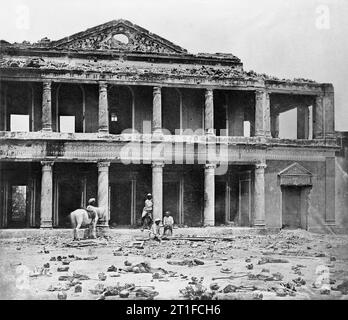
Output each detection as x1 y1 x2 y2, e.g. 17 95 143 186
0 79 336 147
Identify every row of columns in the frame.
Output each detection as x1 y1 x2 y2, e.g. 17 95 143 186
40 81 334 140
39 83 269 227
40 161 111 228
39 159 267 228
38 81 333 228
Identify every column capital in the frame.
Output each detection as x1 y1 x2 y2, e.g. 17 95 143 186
255 162 267 170
97 161 110 169
153 86 162 94
43 80 52 89
99 81 108 89
255 89 268 97
41 161 54 168
205 88 213 97
152 161 165 169
205 162 217 170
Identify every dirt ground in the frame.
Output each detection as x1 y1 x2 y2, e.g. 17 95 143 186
0 227 348 300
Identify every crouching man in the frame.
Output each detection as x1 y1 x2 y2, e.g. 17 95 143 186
149 218 162 242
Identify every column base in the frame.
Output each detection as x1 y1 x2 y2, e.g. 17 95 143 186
253 221 265 227
203 220 215 227
205 129 215 136
40 221 53 228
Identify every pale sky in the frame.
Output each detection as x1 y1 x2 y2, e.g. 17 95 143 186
1 0 347 131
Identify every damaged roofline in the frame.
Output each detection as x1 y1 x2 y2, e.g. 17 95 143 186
0 46 243 67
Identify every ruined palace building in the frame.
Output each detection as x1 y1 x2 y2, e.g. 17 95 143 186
0 20 339 231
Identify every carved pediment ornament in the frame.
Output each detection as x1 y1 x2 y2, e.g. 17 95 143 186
51 21 186 54
278 162 313 186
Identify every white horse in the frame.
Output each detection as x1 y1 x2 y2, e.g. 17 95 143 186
70 205 106 240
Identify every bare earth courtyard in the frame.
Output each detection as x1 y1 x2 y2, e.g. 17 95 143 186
0 227 347 300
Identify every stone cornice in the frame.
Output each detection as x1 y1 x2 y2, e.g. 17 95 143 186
0 131 339 149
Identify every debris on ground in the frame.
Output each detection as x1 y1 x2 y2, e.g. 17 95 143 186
179 284 215 300
89 282 159 300
57 266 69 272
320 285 331 295
134 287 159 299
131 241 144 249
57 291 67 300
29 266 52 277
212 273 249 281
258 257 289 265
107 265 117 272
98 272 107 281
119 289 130 298
58 272 90 281
268 282 297 297
167 259 204 267
292 277 306 286
74 285 82 293
210 283 220 291
65 239 108 247
332 280 348 295
248 272 284 282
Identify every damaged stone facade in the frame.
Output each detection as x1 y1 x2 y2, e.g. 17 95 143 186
0 19 339 232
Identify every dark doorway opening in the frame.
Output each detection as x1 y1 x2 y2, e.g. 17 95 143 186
8 185 29 228
110 182 132 226
215 181 226 225
163 181 180 225
282 186 307 229
58 181 82 227
239 172 251 227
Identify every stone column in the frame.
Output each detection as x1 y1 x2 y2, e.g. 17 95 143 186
205 89 214 135
204 163 216 226
153 86 162 132
97 162 110 227
255 90 271 137
98 82 109 133
40 161 54 228
323 84 335 139
152 161 164 221
42 81 52 132
314 94 324 139
297 105 309 139
271 114 280 138
325 157 335 224
254 162 267 226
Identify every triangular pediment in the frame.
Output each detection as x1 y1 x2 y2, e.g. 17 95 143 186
49 19 187 54
278 162 312 177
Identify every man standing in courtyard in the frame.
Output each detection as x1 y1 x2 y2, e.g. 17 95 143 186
141 193 153 230
163 211 174 236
